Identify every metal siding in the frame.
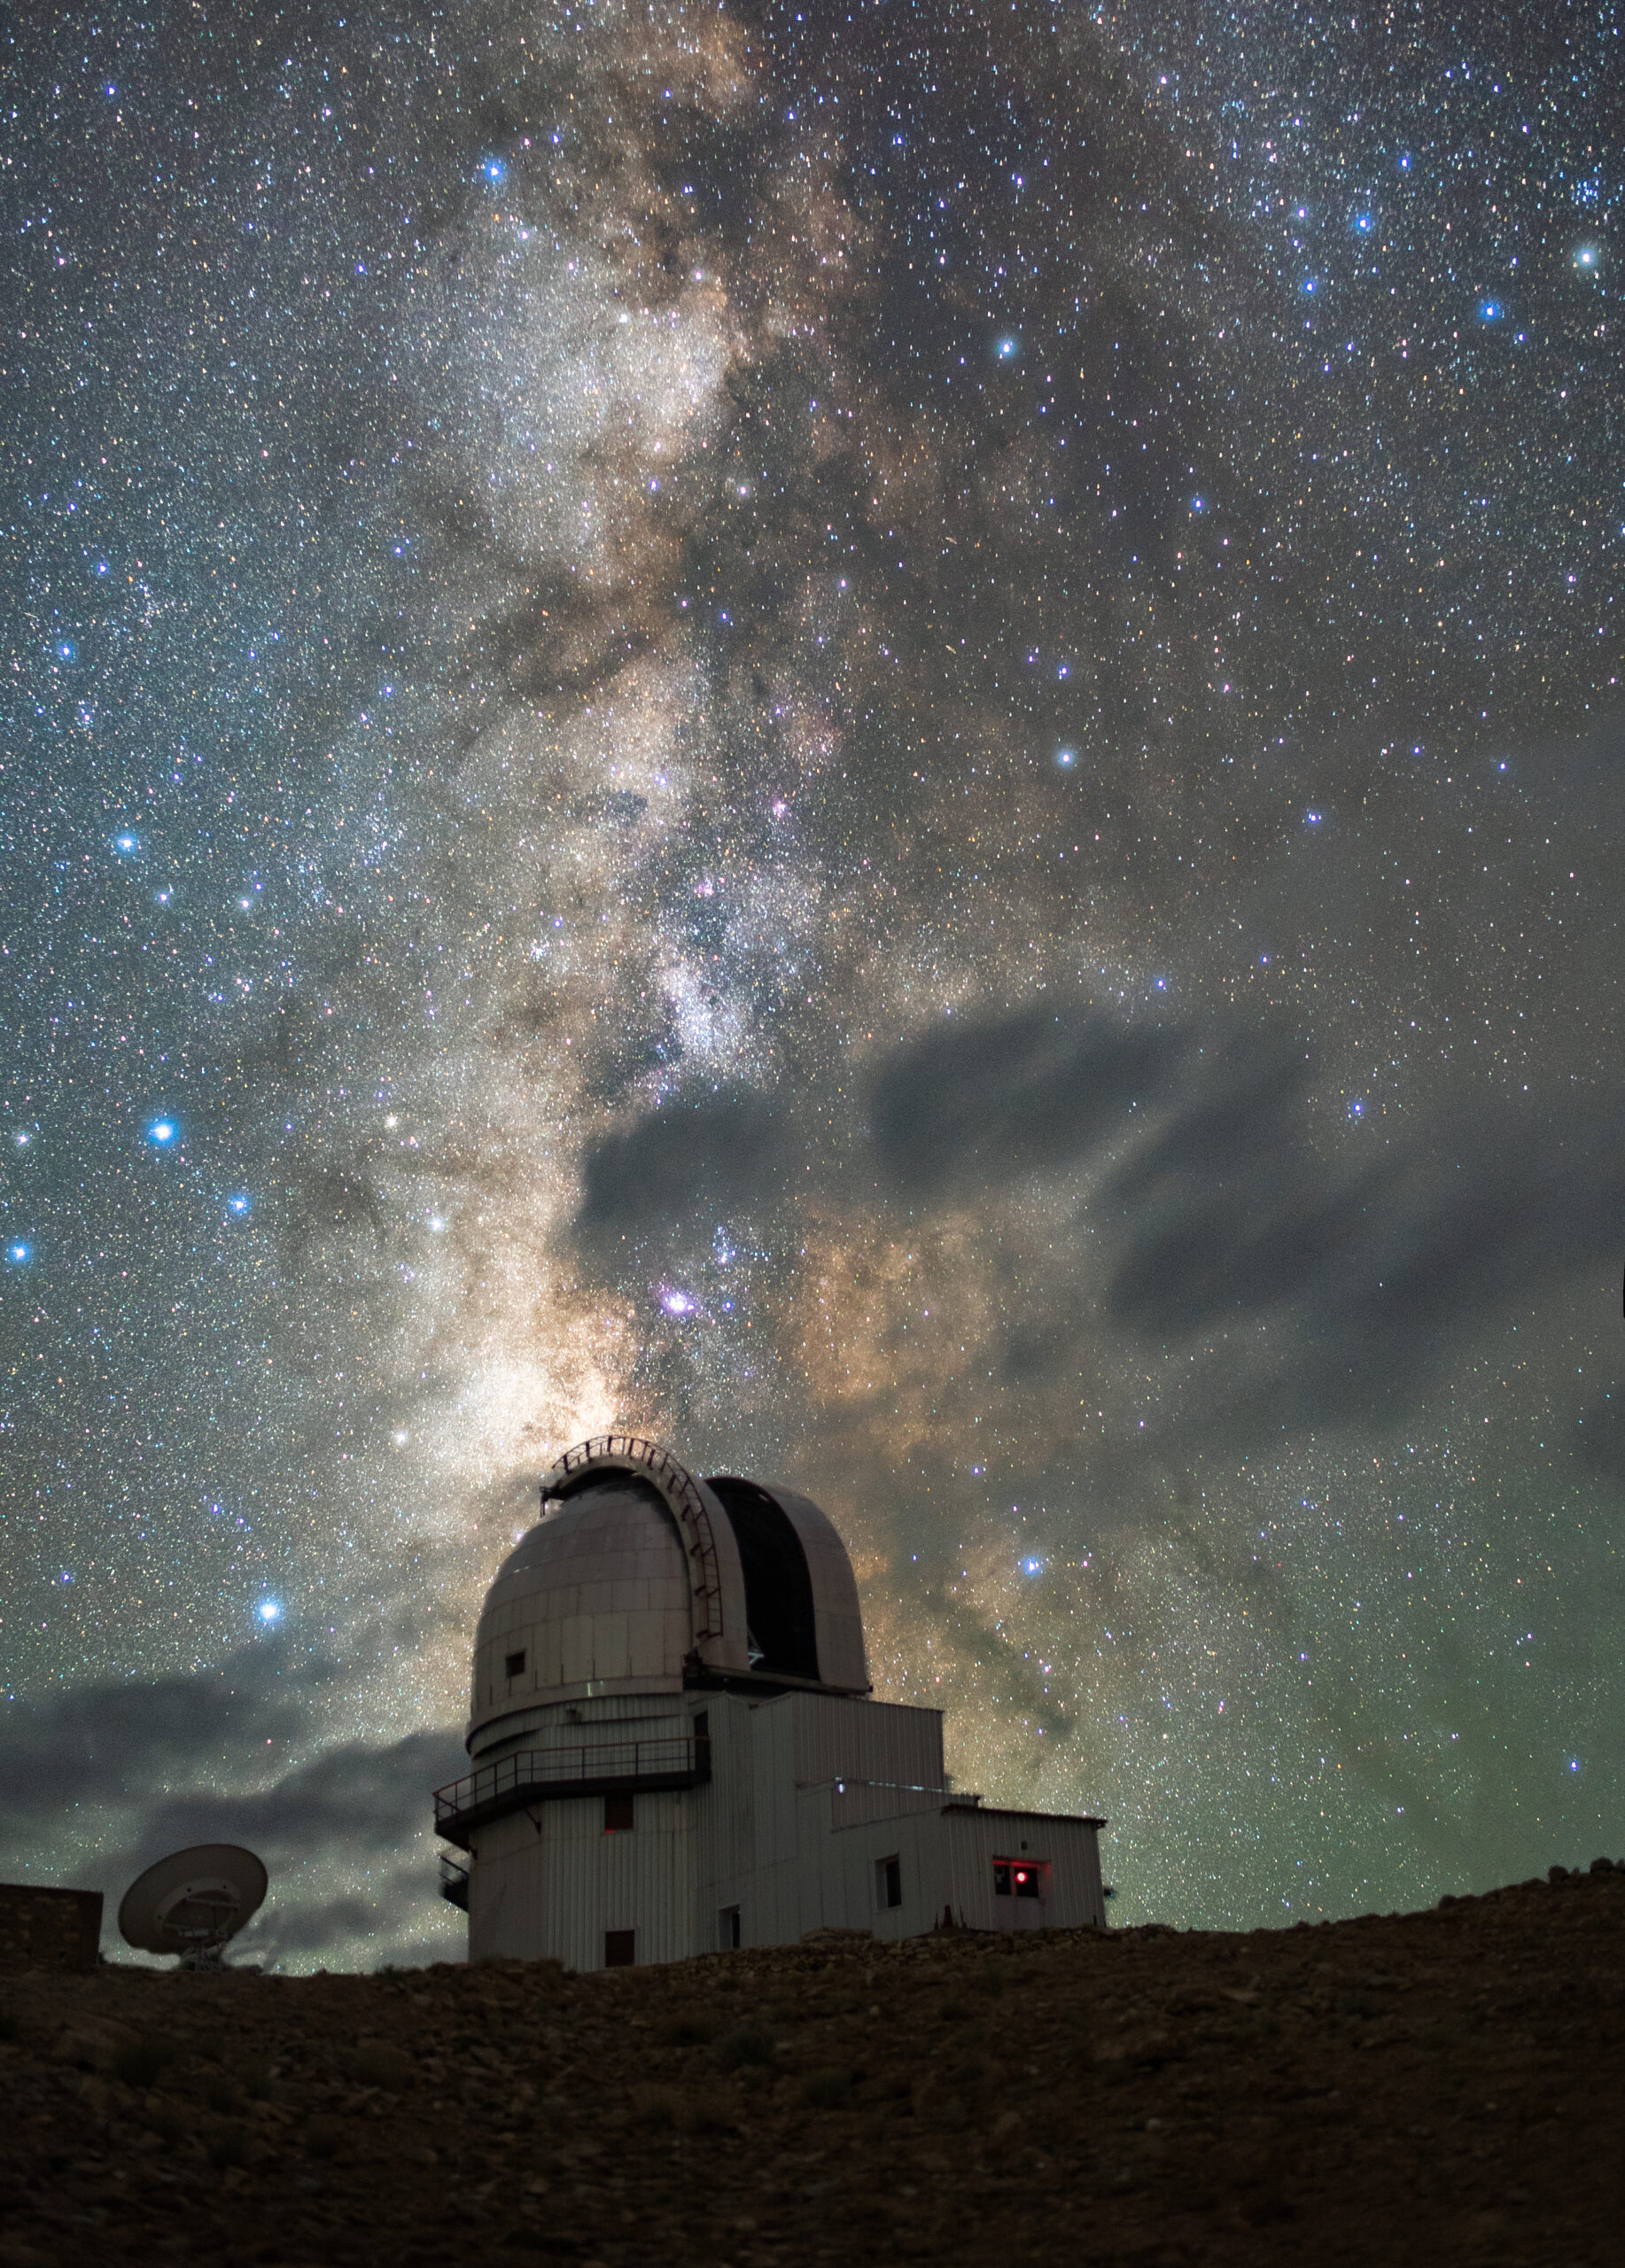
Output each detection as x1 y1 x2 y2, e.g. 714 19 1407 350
468 1785 702 1970
828 1780 945 1829
796 1787 832 1938
940 1806 1107 1931
751 1699 797 1869
462 1685 1103 1966
471 1692 689 1765
790 1693 945 1790
470 1483 697 1742
820 1803 945 1942
695 1693 756 1950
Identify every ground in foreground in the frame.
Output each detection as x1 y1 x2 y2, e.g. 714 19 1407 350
2 1863 1621 2267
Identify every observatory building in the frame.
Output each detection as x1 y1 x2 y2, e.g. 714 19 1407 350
434 1436 1107 1969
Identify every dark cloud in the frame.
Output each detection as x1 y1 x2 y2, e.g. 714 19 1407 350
574 1088 789 1243
0 1646 464 1967
1108 1033 1313 1209
1574 1392 1625 1484
286 1164 385 1249
1105 1074 1625 1441
868 1006 1178 1195
249 1891 400 1961
0 1643 334 1825
855 1006 1625 1450
111 1728 467 1881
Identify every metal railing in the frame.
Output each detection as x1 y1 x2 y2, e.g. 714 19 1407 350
439 1853 470 1911
433 1732 710 1847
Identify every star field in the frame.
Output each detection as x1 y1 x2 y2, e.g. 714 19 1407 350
0 0 1620 1968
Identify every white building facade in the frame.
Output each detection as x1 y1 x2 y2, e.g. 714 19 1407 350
436 1436 1108 1969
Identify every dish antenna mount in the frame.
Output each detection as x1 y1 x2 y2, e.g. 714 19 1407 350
118 1845 268 1969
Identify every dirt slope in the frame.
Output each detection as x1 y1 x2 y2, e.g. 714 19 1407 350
2 1861 1621 2267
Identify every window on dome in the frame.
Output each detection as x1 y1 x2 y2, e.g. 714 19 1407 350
504 1650 526 1680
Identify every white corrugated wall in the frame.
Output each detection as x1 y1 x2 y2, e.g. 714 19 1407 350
462 1688 1107 1969
469 1785 701 1970
789 1692 944 1790
942 1806 1106 1930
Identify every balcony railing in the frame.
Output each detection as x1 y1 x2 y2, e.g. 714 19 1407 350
439 1853 470 1911
433 1732 710 1848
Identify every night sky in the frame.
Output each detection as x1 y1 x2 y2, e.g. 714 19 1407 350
3 0 1621 1971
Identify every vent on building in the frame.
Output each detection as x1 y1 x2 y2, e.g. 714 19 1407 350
504 1650 526 1680
604 1929 635 1968
603 1791 634 1835
876 1853 903 1910
719 1905 741 1951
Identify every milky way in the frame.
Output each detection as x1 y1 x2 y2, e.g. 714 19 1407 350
3 0 1621 1968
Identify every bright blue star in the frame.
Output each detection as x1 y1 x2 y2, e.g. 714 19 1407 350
114 833 139 856
481 156 507 184
1022 1557 1044 1577
996 336 1019 360
1480 299 1502 322
58 641 76 662
662 1289 695 1316
1348 1099 1365 1119
1305 810 1322 826
5 1242 30 1266
147 1118 177 1146
257 1599 282 1624
228 1193 252 1217
1574 246 1599 270
1056 747 1077 768
1352 211 1374 234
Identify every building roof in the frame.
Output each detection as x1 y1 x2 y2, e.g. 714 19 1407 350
943 1801 1109 1828
467 1435 868 1752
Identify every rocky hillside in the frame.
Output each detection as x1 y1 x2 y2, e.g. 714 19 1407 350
2 1861 1621 2267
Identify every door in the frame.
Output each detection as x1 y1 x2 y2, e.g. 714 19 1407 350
991 1855 1049 1931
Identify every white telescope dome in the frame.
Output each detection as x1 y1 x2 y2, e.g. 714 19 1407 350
467 1434 867 1758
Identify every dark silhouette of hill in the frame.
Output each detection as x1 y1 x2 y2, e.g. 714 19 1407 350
2 1862 1621 2265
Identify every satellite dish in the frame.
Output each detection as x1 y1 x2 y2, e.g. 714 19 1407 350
118 1845 268 1969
